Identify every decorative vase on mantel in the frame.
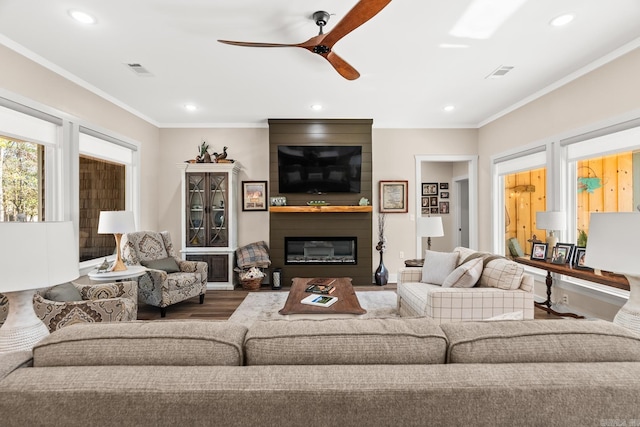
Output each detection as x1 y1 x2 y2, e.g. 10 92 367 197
375 250 389 286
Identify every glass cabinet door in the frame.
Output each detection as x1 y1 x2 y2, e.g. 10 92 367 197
187 174 206 247
208 173 228 247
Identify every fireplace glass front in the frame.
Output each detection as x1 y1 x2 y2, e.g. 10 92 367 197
285 237 357 265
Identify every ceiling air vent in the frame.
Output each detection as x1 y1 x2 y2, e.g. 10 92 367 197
125 63 154 77
486 65 514 79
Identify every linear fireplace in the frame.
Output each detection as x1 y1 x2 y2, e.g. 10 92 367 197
285 237 357 265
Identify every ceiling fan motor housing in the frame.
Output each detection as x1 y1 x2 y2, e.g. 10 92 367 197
313 11 330 28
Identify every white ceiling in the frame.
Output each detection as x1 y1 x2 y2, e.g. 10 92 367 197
1 0 639 128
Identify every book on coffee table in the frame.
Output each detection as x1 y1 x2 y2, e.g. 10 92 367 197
305 282 336 295
300 294 338 307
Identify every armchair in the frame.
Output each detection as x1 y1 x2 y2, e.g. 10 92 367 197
121 231 207 317
0 281 137 332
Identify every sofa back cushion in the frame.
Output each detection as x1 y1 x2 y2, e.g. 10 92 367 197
442 319 640 364
453 247 525 291
33 321 247 366
245 318 447 365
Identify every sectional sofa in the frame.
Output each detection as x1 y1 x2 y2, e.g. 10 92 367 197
1 317 640 426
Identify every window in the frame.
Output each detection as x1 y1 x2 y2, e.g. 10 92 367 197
493 147 547 256
0 137 44 222
78 128 137 263
565 124 640 246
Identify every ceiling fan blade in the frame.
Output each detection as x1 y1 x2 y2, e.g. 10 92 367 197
322 0 392 47
218 40 298 48
324 52 361 80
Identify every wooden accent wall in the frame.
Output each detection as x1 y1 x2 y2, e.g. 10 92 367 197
268 119 373 285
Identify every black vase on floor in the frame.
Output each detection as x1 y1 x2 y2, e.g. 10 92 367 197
375 252 389 286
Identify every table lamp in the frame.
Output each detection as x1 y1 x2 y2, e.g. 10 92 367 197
418 216 444 251
535 211 566 258
584 212 640 333
0 221 79 353
98 211 135 272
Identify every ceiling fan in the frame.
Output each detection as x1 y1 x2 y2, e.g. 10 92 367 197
218 0 392 80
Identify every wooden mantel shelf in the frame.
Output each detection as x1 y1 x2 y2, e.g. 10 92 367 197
269 205 373 213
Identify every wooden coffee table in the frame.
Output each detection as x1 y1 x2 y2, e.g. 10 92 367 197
279 277 367 316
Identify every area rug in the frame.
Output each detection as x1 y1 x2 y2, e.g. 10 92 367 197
228 291 398 327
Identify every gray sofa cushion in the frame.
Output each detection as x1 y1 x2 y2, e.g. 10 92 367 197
442 319 640 363
33 321 247 366
245 318 447 365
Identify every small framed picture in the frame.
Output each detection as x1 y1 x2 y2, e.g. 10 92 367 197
439 201 449 214
421 197 429 208
531 242 548 261
440 192 449 199
421 207 430 214
439 183 449 190
430 207 439 214
551 245 570 265
380 180 408 213
572 247 591 269
430 196 438 206
555 243 575 264
242 181 268 211
422 183 438 196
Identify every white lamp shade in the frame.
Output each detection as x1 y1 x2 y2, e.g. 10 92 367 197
585 212 640 276
0 221 79 292
98 211 135 234
536 211 566 231
418 217 444 238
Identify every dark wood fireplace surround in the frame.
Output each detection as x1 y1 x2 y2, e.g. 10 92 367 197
268 119 373 285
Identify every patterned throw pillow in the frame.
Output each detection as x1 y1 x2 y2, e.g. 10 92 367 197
421 250 459 286
236 241 271 269
442 258 483 288
479 258 524 290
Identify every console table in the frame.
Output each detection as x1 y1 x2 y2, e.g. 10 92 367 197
514 257 629 318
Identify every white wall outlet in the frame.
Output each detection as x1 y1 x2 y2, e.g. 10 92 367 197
399 251 405 259
560 294 569 305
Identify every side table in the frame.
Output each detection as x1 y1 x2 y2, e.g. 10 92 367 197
404 259 424 267
88 265 146 282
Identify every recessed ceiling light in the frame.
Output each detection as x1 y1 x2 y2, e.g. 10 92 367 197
184 104 198 112
311 104 323 111
68 10 96 25
550 14 575 27
443 105 456 112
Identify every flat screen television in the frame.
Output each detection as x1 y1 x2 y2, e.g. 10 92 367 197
278 145 362 194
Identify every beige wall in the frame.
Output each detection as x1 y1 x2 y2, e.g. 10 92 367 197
0 44 160 231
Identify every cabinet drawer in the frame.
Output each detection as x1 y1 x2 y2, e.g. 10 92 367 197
186 254 229 282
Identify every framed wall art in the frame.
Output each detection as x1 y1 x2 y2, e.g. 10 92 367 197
439 201 449 214
380 180 408 213
242 181 268 211
422 182 438 196
439 182 449 190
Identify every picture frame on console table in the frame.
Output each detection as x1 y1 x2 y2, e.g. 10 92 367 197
242 181 268 211
530 242 547 261
554 243 575 264
380 180 408 213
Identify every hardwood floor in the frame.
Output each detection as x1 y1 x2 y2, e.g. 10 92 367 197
137 284 559 320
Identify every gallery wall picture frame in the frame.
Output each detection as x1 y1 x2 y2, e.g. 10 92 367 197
439 201 449 214
422 182 438 196
430 207 439 214
242 181 268 211
430 196 438 206
531 242 548 261
439 183 449 190
440 191 449 199
421 197 429 208
380 180 408 213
